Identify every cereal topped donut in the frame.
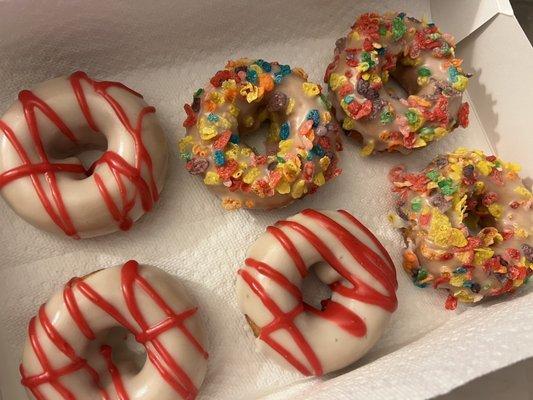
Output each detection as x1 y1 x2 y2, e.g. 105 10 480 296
179 59 342 210
389 148 532 309
325 12 470 155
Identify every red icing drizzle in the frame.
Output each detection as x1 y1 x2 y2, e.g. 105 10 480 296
20 260 208 400
238 209 397 376
0 72 160 238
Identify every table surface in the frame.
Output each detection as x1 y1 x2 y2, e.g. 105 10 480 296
437 2 533 399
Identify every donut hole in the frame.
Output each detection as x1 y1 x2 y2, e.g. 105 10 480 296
301 263 333 309
239 121 272 156
84 326 147 376
382 75 409 100
46 133 108 172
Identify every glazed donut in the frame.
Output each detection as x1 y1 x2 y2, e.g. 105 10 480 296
20 260 208 400
389 148 532 309
179 59 342 210
324 12 470 155
236 209 397 375
0 72 168 238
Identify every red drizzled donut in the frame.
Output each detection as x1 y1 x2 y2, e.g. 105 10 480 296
20 261 208 400
0 72 168 238
236 209 397 375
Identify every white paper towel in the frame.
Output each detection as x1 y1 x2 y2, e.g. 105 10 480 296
0 1 531 399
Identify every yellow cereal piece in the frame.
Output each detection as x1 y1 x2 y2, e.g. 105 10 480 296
433 127 448 139
329 73 348 91
449 228 468 247
513 279 524 288
239 82 263 103
417 76 429 86
357 63 370 73
243 115 255 128
505 162 521 173
282 160 301 182
248 64 262 75
199 125 218 141
278 139 293 155
221 79 237 90
178 135 193 152
476 160 493 176
453 194 468 221
455 250 473 264
452 75 469 92
313 172 326 186
225 146 238 160
487 203 503 219
276 179 291 194
243 167 260 184
319 156 330 171
360 140 375 156
401 57 420 67
474 247 494 266
429 208 467 247
413 138 427 148
291 179 306 199
240 147 252 157
450 274 466 287
286 98 295 115
474 181 485 194
232 167 244 179
215 116 232 130
342 117 357 131
515 228 528 239
302 82 320 97
408 95 431 108
349 30 360 41
204 171 221 185
453 147 469 156
454 290 475 303
322 111 332 124
381 70 389 83
514 186 532 199
229 104 240 117
210 91 225 105
370 73 382 85
268 122 280 142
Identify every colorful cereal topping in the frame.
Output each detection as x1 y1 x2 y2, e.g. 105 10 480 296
325 13 470 155
390 148 532 308
179 59 342 209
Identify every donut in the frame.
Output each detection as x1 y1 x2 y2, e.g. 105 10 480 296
389 148 532 309
324 12 470 155
0 72 168 238
20 260 208 400
178 59 342 210
236 209 397 375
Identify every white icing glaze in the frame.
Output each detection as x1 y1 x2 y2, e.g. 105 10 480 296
0 72 168 238
20 261 208 400
236 209 397 375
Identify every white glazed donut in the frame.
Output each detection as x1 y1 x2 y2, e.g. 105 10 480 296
236 209 398 375
20 260 208 400
0 72 168 238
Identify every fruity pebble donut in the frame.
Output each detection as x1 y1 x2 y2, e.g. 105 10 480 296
179 59 342 210
389 148 532 309
325 12 470 155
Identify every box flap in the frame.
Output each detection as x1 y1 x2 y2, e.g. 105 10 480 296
431 0 514 43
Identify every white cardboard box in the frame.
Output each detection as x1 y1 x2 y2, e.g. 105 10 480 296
0 1 531 399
